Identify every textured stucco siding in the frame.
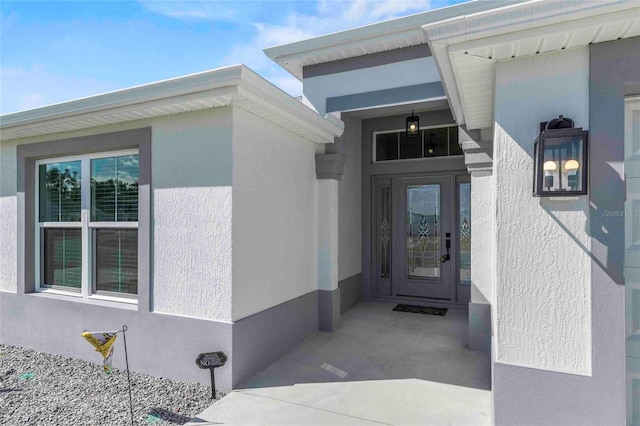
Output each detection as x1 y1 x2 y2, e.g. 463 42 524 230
337 115 362 282
493 47 591 375
470 172 494 305
318 179 338 292
152 108 233 321
0 141 18 292
0 108 235 322
231 107 319 321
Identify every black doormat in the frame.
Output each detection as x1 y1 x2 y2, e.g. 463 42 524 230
392 304 448 316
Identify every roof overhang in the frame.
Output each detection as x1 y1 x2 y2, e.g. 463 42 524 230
263 1 524 81
0 65 344 143
423 0 640 130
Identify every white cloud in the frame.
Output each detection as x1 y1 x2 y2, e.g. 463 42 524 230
0 65 121 114
139 1 243 22
217 1 435 97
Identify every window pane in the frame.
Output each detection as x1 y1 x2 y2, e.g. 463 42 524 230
43 228 82 289
459 183 471 285
91 154 139 222
95 229 138 295
376 133 398 161
423 128 448 157
39 161 81 222
399 132 422 159
449 127 463 155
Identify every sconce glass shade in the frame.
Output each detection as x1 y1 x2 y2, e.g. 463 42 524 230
406 112 419 138
533 125 588 196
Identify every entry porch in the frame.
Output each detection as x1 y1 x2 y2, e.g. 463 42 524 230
188 301 491 425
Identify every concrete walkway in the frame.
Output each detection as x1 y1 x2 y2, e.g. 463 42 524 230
187 301 491 425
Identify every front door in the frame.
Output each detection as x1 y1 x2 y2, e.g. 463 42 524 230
374 174 462 301
393 176 452 299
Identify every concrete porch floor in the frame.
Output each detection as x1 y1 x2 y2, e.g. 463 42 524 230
188 301 491 425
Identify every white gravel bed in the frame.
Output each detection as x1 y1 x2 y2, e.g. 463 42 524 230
0 344 220 425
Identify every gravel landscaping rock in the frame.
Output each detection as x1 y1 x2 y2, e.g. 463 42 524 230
0 344 219 425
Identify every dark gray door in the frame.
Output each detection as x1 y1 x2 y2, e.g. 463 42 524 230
392 176 453 299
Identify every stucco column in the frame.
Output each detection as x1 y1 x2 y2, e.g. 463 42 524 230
316 152 345 331
469 170 494 352
459 125 494 352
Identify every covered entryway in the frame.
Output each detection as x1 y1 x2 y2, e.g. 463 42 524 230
362 110 472 305
374 173 470 301
188 301 491 425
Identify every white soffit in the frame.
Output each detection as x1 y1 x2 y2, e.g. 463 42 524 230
0 65 343 143
424 0 640 130
263 1 524 81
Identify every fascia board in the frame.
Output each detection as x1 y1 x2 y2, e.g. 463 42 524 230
426 40 466 127
263 0 525 81
0 64 343 144
0 86 240 141
0 65 245 129
238 69 344 143
424 0 635 46
447 6 640 54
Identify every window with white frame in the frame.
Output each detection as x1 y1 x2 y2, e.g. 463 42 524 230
36 150 139 299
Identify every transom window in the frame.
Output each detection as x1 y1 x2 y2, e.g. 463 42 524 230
36 150 139 300
374 125 461 162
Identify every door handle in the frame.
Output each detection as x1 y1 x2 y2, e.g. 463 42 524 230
440 233 451 263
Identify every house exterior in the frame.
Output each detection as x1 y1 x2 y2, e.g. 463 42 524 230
1 0 639 424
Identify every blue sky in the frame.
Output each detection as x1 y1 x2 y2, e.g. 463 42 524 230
0 0 463 114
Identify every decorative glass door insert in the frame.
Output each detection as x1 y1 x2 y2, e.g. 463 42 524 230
393 176 452 300
406 184 441 279
459 182 471 285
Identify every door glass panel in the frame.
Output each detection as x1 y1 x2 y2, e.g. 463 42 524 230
379 186 391 278
459 183 471 285
407 184 440 279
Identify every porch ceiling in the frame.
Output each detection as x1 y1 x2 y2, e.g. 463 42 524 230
424 0 640 130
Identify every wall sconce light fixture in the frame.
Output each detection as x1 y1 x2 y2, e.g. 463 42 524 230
533 115 588 196
406 110 419 138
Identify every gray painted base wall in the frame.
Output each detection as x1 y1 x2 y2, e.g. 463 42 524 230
468 303 491 353
494 362 622 426
339 273 362 315
1 289 321 392
318 289 340 332
232 290 319 387
0 292 234 390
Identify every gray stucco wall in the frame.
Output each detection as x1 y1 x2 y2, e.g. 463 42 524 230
339 273 362 314
493 36 639 426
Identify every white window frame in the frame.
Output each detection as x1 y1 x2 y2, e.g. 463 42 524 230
35 148 139 304
372 123 461 163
